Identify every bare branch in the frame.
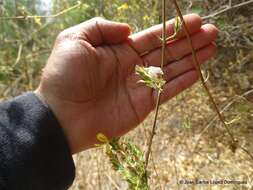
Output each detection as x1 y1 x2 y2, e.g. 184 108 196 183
0 2 82 21
202 0 253 20
193 89 253 154
13 44 23 67
172 0 253 161
145 0 167 169
172 0 236 142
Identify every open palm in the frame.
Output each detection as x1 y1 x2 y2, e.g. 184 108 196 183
36 14 218 153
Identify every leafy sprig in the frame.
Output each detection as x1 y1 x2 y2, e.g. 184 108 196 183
135 65 166 91
97 133 149 190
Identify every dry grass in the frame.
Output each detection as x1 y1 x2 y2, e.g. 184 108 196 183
69 81 253 190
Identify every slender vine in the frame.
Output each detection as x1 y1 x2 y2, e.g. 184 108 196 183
202 0 253 20
144 0 167 169
144 0 183 170
171 0 253 160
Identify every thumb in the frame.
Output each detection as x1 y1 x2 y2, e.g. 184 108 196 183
75 17 131 46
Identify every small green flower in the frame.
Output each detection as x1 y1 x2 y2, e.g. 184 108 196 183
135 65 166 91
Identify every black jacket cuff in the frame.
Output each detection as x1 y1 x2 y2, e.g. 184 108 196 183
0 92 75 190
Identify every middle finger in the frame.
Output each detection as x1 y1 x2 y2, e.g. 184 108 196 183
142 24 218 67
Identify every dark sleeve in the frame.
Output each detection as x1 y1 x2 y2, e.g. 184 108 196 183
0 92 75 190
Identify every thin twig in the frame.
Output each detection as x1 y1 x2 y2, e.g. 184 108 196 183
2 49 50 67
145 93 161 168
0 2 82 20
241 146 253 160
145 0 167 169
193 89 253 153
229 0 233 7
172 0 253 161
172 0 236 143
13 44 23 67
143 129 160 180
104 173 121 190
202 0 253 20
150 151 159 181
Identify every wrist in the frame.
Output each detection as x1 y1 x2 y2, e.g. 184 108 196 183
34 88 76 154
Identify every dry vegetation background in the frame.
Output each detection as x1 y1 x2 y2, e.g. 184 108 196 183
1 0 253 189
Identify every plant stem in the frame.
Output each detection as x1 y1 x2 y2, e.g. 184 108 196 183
145 92 161 168
171 0 235 141
202 0 253 20
172 0 253 160
145 0 167 169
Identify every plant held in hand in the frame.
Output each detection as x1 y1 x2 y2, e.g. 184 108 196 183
97 0 253 189
135 65 166 92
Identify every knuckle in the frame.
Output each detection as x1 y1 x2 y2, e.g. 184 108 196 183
90 17 106 27
92 17 105 22
56 30 69 41
56 28 78 42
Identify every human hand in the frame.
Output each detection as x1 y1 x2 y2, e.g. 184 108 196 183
35 14 218 154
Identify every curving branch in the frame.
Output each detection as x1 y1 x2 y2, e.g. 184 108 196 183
193 89 253 154
172 0 253 161
172 0 236 142
0 2 82 21
202 0 253 20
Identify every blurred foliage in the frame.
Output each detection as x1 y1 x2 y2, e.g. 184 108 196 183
0 0 162 98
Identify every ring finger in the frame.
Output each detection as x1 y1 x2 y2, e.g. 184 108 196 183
163 43 216 82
